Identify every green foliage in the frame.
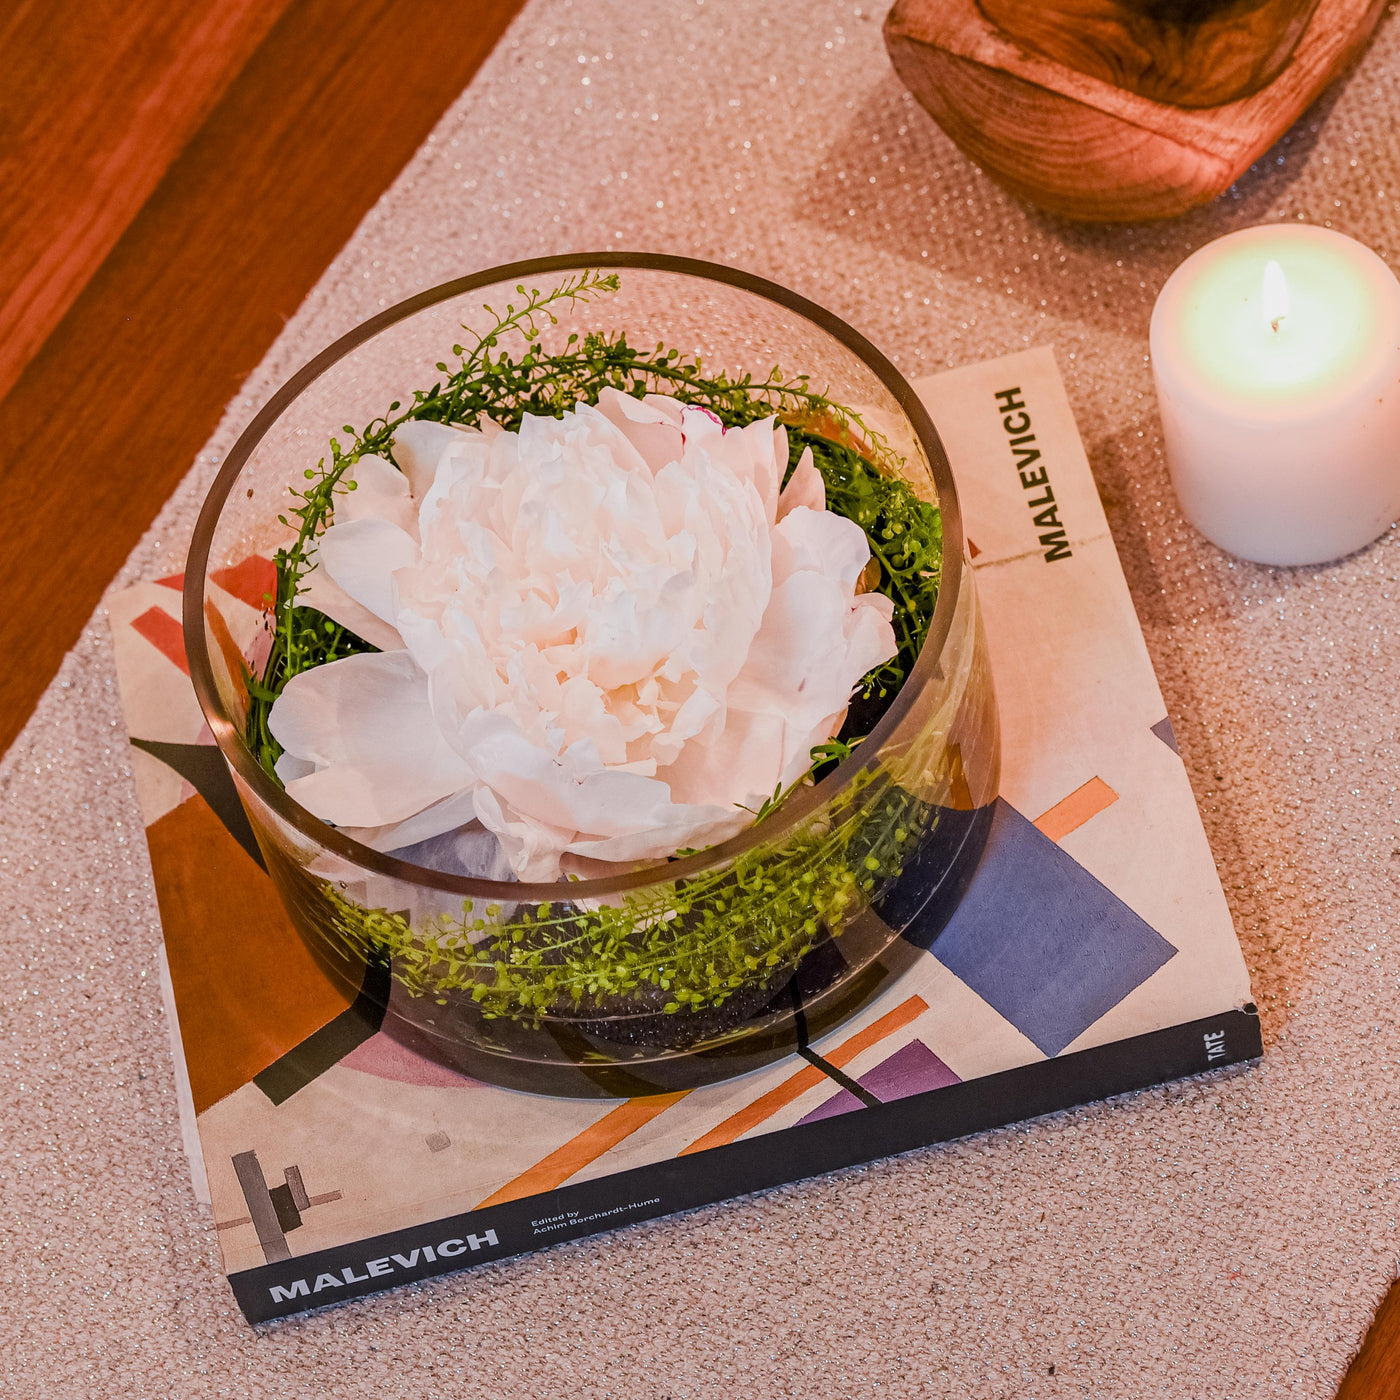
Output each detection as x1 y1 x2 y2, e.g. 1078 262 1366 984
316 773 931 1027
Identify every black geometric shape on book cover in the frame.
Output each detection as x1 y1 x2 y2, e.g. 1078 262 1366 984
928 798 1177 1056
129 737 265 870
1151 716 1180 755
253 952 391 1106
268 1182 304 1234
231 1149 290 1264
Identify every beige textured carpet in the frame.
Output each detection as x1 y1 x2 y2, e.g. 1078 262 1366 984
6 1 1400 1393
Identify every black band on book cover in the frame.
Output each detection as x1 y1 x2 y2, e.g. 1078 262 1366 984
789 980 881 1109
252 953 391 1106
229 1004 1262 1323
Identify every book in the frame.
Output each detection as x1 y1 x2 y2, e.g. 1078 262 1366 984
109 346 1258 1323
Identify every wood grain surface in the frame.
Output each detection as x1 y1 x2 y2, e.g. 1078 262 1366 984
1340 1280 1400 1400
885 0 1387 220
976 0 1322 107
0 0 296 406
0 0 524 759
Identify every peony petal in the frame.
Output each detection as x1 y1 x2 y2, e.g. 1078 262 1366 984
847 591 897 681
269 650 474 827
391 419 479 498
317 517 419 625
344 788 486 854
656 704 787 812
393 607 452 677
566 804 750 865
772 505 871 591
387 820 516 881
274 751 316 784
471 785 575 882
340 454 418 537
595 387 685 473
725 569 897 780
296 553 406 652
445 707 743 867
776 446 825 519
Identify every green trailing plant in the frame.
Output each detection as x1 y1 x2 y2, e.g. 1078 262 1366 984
313 772 930 1030
245 272 947 1029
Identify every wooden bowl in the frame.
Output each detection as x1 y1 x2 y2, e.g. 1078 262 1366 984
884 0 1388 221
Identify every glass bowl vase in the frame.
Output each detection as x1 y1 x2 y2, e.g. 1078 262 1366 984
185 253 999 1098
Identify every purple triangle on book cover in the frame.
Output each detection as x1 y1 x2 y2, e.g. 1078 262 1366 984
797 1039 961 1125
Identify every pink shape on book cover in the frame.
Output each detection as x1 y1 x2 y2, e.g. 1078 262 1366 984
210 556 277 612
339 1030 482 1091
797 1039 960 1126
131 606 190 676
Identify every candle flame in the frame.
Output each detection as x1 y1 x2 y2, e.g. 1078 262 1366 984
1262 258 1290 333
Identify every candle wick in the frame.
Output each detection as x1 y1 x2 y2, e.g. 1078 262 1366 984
1270 313 1285 333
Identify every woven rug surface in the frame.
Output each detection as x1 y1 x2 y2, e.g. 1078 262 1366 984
5 2 1400 1394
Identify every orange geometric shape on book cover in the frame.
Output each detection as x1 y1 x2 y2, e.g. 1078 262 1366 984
945 742 976 812
131 606 190 677
679 994 930 1156
211 555 277 612
204 599 250 710
1033 776 1118 843
476 1092 690 1209
145 792 356 1113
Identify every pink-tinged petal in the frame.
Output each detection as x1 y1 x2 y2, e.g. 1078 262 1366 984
593 388 684 474
269 651 474 828
657 705 787 812
295 556 406 652
340 454 418 537
777 446 824 519
317 517 419 625
274 751 316 784
772 505 870 591
843 593 899 677
391 419 479 498
449 708 740 856
738 416 786 520
471 785 575 882
647 683 722 767
566 804 749 865
731 573 852 700
386 821 516 882
725 569 897 780
393 608 451 676
340 788 484 854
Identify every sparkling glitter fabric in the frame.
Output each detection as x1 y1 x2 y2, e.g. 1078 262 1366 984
5 2 1400 1393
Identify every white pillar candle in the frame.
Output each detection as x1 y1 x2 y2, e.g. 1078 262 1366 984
1150 224 1400 566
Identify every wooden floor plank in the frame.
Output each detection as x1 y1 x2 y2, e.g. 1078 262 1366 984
1338 1280 1400 1399
0 0 295 404
0 0 524 757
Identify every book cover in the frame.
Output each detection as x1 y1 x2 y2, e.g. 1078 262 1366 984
109 346 1258 1323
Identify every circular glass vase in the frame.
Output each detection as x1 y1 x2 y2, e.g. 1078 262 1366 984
185 254 999 1098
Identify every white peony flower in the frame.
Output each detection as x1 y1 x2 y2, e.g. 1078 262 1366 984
268 389 897 881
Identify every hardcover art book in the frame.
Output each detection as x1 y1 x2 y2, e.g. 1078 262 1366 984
110 346 1258 1323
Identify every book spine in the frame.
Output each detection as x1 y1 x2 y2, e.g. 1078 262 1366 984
229 1005 1261 1323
